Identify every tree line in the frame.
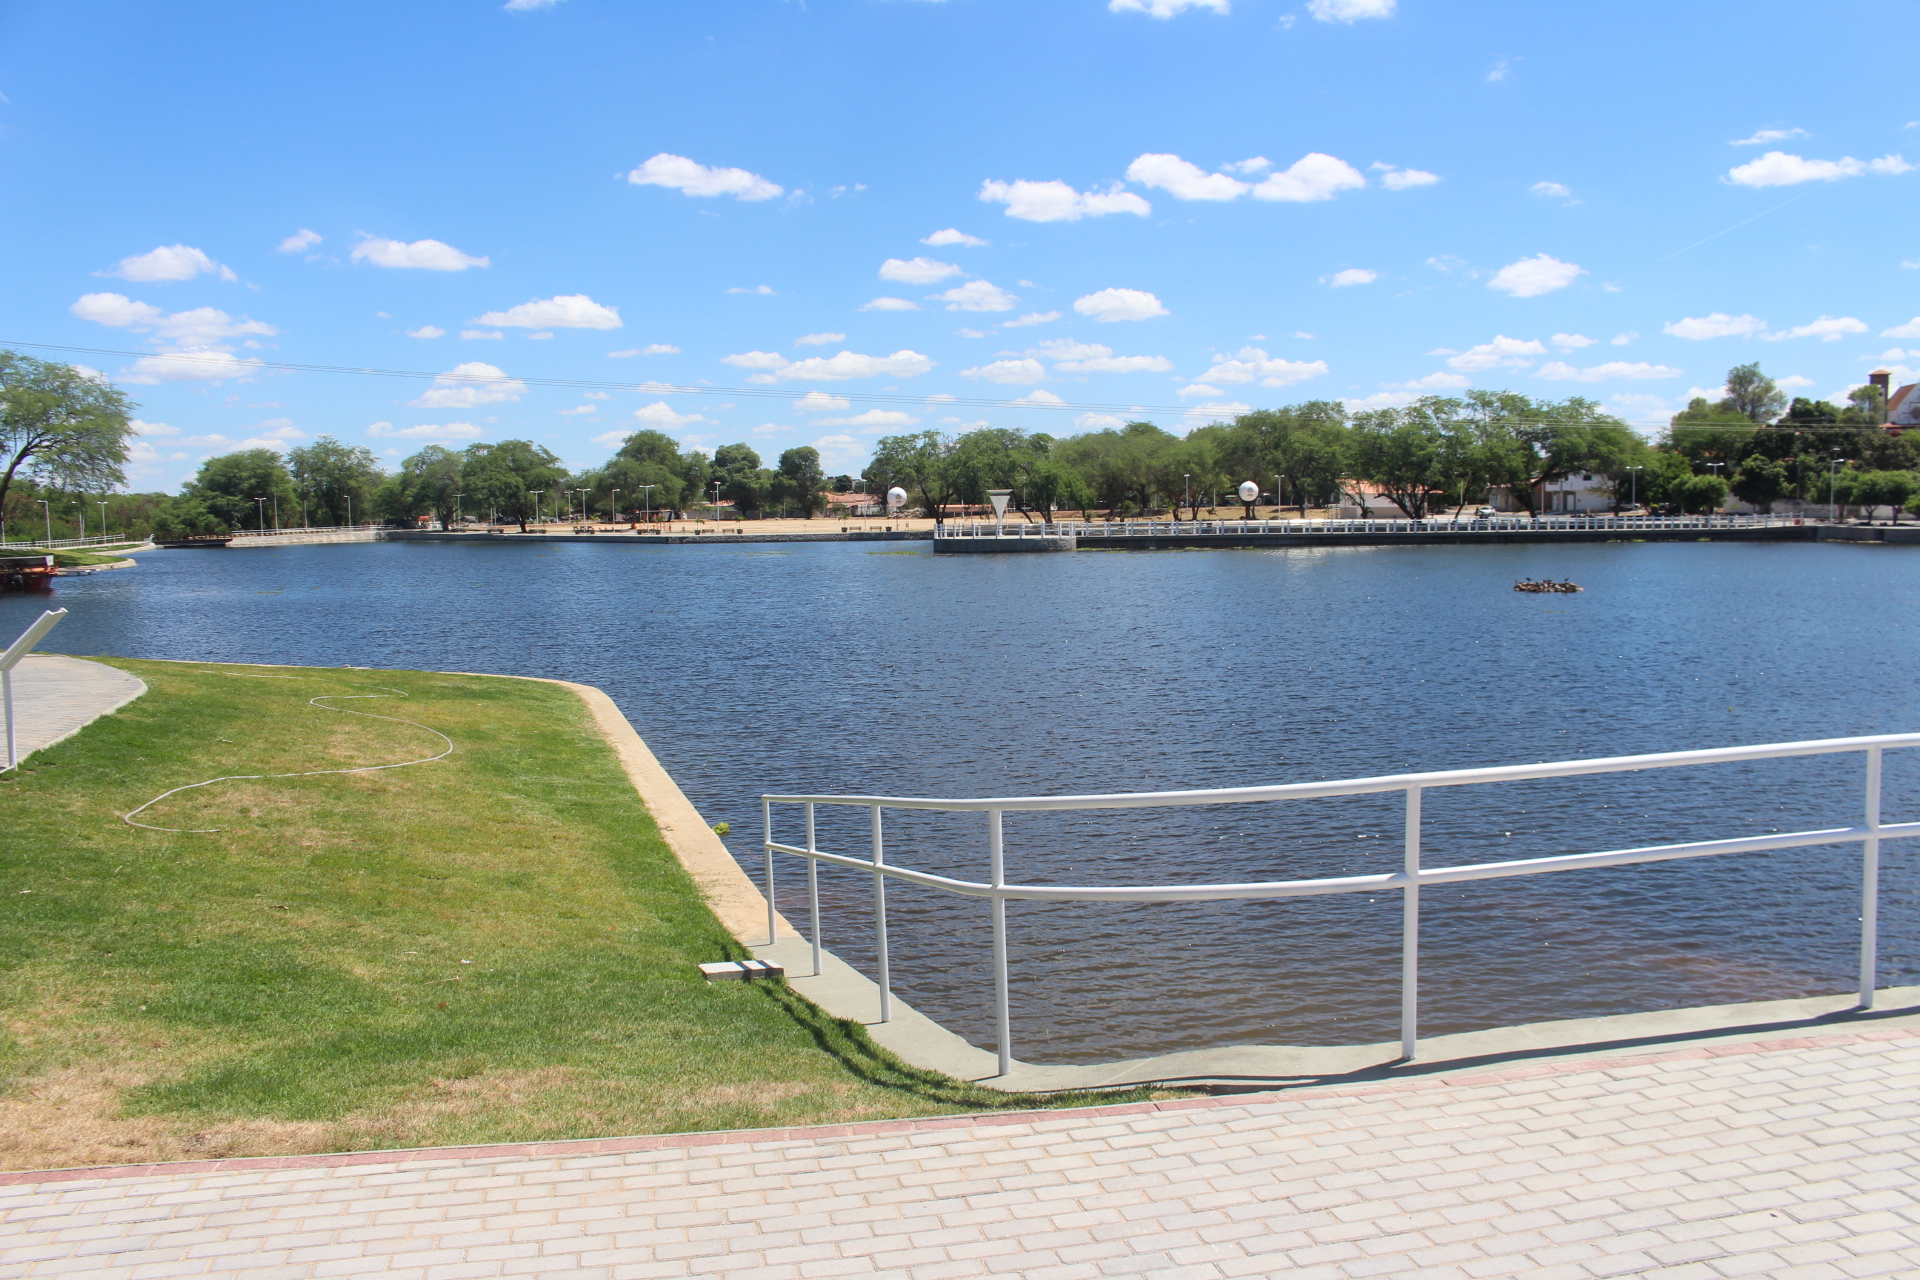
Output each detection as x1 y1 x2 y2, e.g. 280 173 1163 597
8 345 1920 543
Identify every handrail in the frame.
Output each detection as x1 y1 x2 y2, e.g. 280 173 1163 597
762 734 1912 1077
933 513 1806 538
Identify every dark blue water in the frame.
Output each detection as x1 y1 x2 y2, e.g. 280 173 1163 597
13 539 1919 1062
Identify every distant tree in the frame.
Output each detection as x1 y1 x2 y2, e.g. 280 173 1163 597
711 442 769 515
1346 408 1447 517
772 446 828 517
176 449 298 531
0 350 135 519
1720 362 1786 425
1674 473 1730 514
459 439 566 531
288 436 384 526
1842 470 1919 523
864 430 956 521
1730 455 1789 513
378 445 464 528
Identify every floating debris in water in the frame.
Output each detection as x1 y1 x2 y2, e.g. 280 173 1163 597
1515 579 1582 593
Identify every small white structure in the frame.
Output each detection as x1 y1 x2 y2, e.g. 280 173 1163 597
1538 471 1614 514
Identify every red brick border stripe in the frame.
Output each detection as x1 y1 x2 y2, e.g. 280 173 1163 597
2 1023 1914 1188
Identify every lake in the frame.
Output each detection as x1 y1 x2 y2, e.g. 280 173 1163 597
11 537 1919 1063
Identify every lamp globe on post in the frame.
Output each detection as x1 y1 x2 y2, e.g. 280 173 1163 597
886 486 908 530
1237 480 1260 520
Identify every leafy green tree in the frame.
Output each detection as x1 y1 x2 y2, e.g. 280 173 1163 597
1721 362 1786 424
772 446 828 517
1674 473 1730 514
710 442 769 516
376 445 464 528
599 429 699 518
0 350 136 519
1730 455 1789 513
1346 408 1448 517
288 436 384 526
864 430 957 520
175 449 298 531
1840 470 1919 522
459 439 566 531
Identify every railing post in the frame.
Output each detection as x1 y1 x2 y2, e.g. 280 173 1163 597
1860 748 1882 1008
806 802 821 978
1401 785 1421 1060
989 808 1011 1077
871 803 892 1022
763 797 776 947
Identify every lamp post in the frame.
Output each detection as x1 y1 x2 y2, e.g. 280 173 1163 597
453 492 464 527
1626 465 1643 510
1183 473 1191 521
1274 474 1284 521
271 493 279 532
70 503 84 539
98 501 109 540
608 489 620 525
346 494 353 528
711 480 721 516
37 499 50 547
254 497 267 532
1831 455 1850 521
637 483 656 525
527 490 544 529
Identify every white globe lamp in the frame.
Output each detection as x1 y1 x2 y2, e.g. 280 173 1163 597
886 486 908 513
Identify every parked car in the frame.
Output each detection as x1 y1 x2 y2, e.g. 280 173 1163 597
1474 505 1497 518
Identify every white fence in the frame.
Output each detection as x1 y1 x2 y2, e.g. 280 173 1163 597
0 533 145 552
764 733 1914 1076
226 524 377 538
936 513 1807 539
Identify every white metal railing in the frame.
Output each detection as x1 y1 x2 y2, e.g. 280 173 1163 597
0 533 145 551
763 733 1916 1077
225 524 376 538
934 514 1805 539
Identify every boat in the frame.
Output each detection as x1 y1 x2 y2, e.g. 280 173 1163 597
1515 578 1582 593
0 555 56 593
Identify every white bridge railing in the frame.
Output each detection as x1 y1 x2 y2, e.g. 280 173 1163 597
935 513 1804 539
763 733 1915 1077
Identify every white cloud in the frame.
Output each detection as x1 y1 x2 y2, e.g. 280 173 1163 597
1389 372 1473 391
923 228 987 247
1126 153 1249 201
558 404 595 415
1307 0 1395 18
1725 151 1913 187
121 351 267 384
880 256 962 284
132 418 179 437
351 237 489 271
1251 153 1368 202
1551 333 1595 350
72 292 164 329
1379 167 1440 191
1763 315 1867 342
367 421 485 439
472 293 620 329
793 391 852 412
407 325 445 339
796 332 846 347
933 279 1017 312
627 152 782 201
1054 351 1172 375
861 296 920 311
1074 287 1168 322
728 284 776 295
809 433 869 471
1183 399 1252 423
1029 339 1110 361
527 331 554 340
1013 389 1068 407
1535 361 1683 382
1344 391 1423 411
1446 336 1547 371
1073 412 1128 429
817 409 921 430
1328 268 1378 288
584 390 609 399
409 362 528 408
1487 253 1584 297
745 349 935 383
962 358 1047 385
1730 127 1809 147
72 293 276 354
462 330 504 340
722 351 790 370
105 244 233 283
1002 311 1060 328
504 0 563 10
1530 181 1573 199
632 401 710 430
1612 331 1639 345
1198 346 1328 387
978 178 1151 222
1883 318 1920 339
1664 313 1767 340
1485 59 1511 83
1777 375 1816 389
1178 382 1226 398
276 229 322 254
1108 0 1229 16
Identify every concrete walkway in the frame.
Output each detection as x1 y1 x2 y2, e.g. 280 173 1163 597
4 654 145 766
1 1021 1913 1279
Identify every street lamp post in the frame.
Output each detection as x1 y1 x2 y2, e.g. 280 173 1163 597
70 503 84 540
38 499 51 546
98 501 109 540
1831 455 1850 521
254 497 267 532
346 494 353 528
453 492 464 527
1627 465 1643 511
528 490 544 529
637 483 656 525
609 489 620 526
1183 473 1191 521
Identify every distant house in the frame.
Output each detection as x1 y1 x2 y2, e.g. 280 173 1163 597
1871 370 1920 428
1538 471 1614 513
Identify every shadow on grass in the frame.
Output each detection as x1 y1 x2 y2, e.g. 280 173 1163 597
749 978 1178 1114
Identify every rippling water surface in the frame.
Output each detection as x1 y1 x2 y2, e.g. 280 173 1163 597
12 538 1920 1061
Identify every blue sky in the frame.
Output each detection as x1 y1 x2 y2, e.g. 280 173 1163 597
3 0 1918 492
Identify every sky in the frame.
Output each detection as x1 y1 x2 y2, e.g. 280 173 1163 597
3 0 1918 493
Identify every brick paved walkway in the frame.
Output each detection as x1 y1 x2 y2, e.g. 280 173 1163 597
2 1027 1914 1279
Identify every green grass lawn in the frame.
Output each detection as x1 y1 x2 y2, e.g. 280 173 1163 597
52 547 143 568
0 660 1163 1171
